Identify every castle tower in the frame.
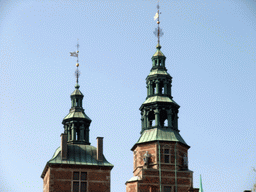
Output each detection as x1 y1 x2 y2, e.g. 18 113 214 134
41 43 113 192
125 4 198 192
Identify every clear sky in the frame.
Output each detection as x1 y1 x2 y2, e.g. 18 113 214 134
0 0 256 191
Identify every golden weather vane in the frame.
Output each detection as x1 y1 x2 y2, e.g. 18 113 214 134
153 0 163 45
70 39 80 84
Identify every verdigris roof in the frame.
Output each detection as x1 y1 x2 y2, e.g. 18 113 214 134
143 96 179 106
71 89 83 96
48 144 113 167
63 111 91 121
153 49 165 57
136 128 187 145
152 44 165 57
148 69 170 76
41 144 113 178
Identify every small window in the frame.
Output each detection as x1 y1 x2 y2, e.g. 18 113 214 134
73 172 79 180
164 186 171 192
73 172 87 192
163 147 171 163
81 172 87 180
164 155 169 163
73 182 79 192
81 182 87 192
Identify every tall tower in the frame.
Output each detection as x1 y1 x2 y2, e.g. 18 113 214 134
125 4 198 192
41 42 113 192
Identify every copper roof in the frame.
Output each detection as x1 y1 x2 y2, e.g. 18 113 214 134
136 128 187 145
63 111 91 121
143 96 178 105
148 69 170 76
41 144 113 178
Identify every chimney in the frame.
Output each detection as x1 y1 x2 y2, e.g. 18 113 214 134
61 133 68 160
96 137 104 161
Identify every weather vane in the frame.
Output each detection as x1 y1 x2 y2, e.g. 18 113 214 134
70 39 80 84
153 0 163 45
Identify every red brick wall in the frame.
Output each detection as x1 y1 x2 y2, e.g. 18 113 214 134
126 182 137 192
43 166 111 192
126 169 193 191
133 142 157 171
126 141 193 192
88 182 109 192
132 141 190 175
138 184 151 192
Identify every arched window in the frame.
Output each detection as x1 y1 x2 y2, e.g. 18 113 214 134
152 82 156 95
164 119 168 126
77 129 80 140
160 110 168 127
148 111 155 127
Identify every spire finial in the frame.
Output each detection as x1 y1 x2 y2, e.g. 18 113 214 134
153 0 163 45
70 39 80 88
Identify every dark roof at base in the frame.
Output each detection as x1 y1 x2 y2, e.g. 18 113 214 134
50 144 113 166
131 128 189 150
41 144 113 178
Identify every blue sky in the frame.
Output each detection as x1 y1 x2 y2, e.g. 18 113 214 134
0 0 256 191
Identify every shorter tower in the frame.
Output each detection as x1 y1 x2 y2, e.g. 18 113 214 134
41 43 113 192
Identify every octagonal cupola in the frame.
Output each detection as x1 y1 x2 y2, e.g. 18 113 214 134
62 43 91 145
151 44 167 71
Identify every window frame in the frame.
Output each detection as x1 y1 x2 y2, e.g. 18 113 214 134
162 185 173 192
163 145 171 164
72 171 88 192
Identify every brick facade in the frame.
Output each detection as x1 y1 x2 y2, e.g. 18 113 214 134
43 165 111 192
126 141 200 192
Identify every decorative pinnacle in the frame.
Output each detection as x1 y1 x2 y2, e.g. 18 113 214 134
153 1 163 45
70 39 80 85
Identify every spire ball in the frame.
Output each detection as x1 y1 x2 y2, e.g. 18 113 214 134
157 21 160 24
76 63 79 67
77 50 79 53
156 44 162 50
75 83 80 89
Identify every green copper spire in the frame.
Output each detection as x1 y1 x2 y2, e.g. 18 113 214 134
133 3 188 148
62 41 92 145
199 175 204 192
151 43 166 71
153 44 164 56
152 2 166 70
